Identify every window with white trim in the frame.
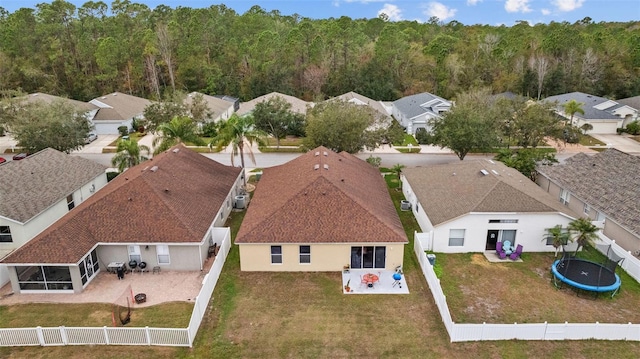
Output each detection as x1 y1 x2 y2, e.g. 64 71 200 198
157 245 170 264
448 229 465 246
271 246 282 264
560 189 570 205
0 226 12 242
299 245 311 264
583 203 590 215
128 245 141 264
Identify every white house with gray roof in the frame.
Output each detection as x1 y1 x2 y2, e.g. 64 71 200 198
402 160 578 253
0 149 107 286
537 149 640 254
89 92 152 135
543 92 635 134
391 92 451 134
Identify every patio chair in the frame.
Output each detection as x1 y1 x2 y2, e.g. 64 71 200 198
496 241 507 259
510 244 523 260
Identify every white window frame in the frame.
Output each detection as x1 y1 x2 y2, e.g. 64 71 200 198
560 189 570 205
67 194 75 210
448 229 465 246
271 246 282 264
128 245 141 264
299 245 311 264
583 203 590 215
0 226 12 242
157 245 170 265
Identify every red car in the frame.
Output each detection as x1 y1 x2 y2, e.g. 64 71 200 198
0 157 6 164
12 153 28 161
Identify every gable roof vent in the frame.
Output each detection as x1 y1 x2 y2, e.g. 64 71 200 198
150 166 159 172
324 164 329 170
315 151 320 156
314 164 320 170
480 169 489 176
491 170 499 175
172 148 180 153
323 151 328 156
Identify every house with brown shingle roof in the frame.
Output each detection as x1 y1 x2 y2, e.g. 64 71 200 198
236 146 407 271
537 149 640 253
1 145 243 294
184 92 236 122
0 148 107 287
89 92 152 135
402 160 577 253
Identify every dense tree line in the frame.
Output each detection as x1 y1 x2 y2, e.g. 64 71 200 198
0 1 638 102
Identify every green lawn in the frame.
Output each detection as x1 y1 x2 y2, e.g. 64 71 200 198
579 135 607 146
393 134 418 146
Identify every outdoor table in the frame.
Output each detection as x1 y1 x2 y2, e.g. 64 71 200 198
362 273 379 287
107 261 125 273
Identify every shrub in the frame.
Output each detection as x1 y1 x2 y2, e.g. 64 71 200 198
415 128 432 144
201 122 219 137
626 121 640 135
366 156 381 168
117 126 129 137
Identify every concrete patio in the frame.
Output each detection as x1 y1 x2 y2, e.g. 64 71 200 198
0 256 216 308
342 269 410 294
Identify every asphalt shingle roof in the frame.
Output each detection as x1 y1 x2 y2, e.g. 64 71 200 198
392 92 451 119
1 146 241 264
537 149 640 237
236 92 312 116
333 92 390 118
543 92 622 121
0 148 107 223
90 92 152 121
403 160 576 226
23 93 98 112
617 96 640 111
185 92 234 120
236 147 407 244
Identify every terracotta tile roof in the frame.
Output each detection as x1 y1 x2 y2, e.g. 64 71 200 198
90 92 152 121
0 148 107 223
236 92 312 116
403 160 577 226
537 149 640 237
236 147 407 244
1 146 241 264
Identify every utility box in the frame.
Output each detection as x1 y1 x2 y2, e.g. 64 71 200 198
235 195 246 209
400 200 411 211
427 254 436 266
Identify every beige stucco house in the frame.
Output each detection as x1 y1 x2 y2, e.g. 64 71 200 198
89 92 152 135
537 149 640 254
236 146 407 271
402 160 578 253
0 149 107 287
1 146 242 294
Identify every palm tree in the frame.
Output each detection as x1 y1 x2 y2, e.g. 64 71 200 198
544 225 571 257
392 163 406 189
211 114 266 186
568 217 600 254
152 116 204 155
111 139 151 172
562 99 585 126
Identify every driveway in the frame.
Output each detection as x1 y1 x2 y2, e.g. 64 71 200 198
74 134 119 154
590 134 640 155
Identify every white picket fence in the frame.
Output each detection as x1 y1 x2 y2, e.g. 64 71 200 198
414 238 640 342
0 227 231 347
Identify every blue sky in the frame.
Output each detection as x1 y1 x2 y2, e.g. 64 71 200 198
1 0 638 25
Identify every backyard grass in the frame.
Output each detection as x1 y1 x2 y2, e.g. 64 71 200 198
3 176 640 358
0 302 192 328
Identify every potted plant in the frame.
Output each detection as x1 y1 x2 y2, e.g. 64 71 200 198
344 279 351 292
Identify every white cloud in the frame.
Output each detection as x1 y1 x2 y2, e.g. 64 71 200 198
378 4 403 21
467 0 482 5
425 2 457 21
505 0 532 13
552 0 585 12
541 8 551 15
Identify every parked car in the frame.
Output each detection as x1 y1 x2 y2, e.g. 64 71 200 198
0 157 6 164
12 153 28 160
84 133 98 144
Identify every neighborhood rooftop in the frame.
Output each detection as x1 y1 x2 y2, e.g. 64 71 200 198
544 92 623 120
0 148 106 223
236 91 312 116
537 149 640 238
2 146 241 264
90 92 152 122
235 146 407 245
402 160 577 226
392 92 450 119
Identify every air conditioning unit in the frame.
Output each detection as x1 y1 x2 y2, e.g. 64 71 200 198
400 200 411 211
234 195 246 209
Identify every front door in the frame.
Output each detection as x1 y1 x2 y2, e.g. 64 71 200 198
486 230 499 250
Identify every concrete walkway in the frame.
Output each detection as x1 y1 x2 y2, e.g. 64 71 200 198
590 134 640 154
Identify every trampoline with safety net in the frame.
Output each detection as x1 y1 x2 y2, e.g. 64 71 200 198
551 244 623 298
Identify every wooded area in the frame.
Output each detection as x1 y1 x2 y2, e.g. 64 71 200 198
0 1 638 102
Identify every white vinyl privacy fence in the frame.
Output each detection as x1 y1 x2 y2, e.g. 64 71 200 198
415 236 640 342
0 227 231 348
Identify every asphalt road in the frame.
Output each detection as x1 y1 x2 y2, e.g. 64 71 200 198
66 151 576 169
